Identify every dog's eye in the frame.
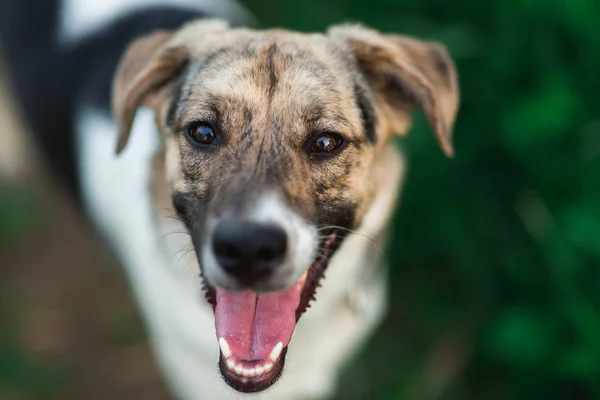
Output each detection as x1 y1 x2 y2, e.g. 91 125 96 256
186 122 217 146
307 132 345 156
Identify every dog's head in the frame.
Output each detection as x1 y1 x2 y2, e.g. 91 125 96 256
112 19 458 393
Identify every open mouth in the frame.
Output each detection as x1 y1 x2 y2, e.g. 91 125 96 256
202 231 339 393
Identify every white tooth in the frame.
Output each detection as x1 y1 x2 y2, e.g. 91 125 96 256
264 362 273 372
247 368 256 377
219 338 232 358
242 368 251 377
269 342 283 362
297 271 308 289
234 364 243 375
226 359 235 370
255 365 265 376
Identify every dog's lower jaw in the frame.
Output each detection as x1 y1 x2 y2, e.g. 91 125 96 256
218 347 288 393
208 233 338 393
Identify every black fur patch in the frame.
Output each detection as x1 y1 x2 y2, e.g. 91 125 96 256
166 63 192 128
2 4 214 200
243 107 254 127
354 82 377 143
78 8 209 112
172 193 193 231
202 47 233 69
1 0 78 195
265 43 279 100
430 47 450 82
316 200 356 231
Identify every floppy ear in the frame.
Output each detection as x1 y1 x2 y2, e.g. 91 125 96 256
329 25 459 157
112 30 188 154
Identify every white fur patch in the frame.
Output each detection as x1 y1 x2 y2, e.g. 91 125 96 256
76 108 224 397
251 192 318 284
58 0 253 46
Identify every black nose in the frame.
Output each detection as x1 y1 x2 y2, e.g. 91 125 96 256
212 221 288 284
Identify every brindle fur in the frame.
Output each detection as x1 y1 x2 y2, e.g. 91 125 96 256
113 20 458 254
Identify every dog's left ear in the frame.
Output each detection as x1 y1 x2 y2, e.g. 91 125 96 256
329 25 459 156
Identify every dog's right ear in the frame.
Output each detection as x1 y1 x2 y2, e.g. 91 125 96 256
112 19 231 154
112 30 188 154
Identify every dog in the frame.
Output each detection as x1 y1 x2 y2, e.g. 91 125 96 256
1 0 459 398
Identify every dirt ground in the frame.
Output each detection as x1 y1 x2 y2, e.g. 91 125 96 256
0 62 171 399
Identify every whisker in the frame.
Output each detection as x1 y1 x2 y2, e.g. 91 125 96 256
316 233 349 240
172 244 195 265
176 247 196 266
316 225 355 232
316 225 382 252
165 215 186 223
159 207 179 216
163 231 190 237
162 231 191 239
314 250 331 261
159 207 192 225
157 230 191 246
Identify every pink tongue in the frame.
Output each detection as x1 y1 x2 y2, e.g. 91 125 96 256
215 283 302 361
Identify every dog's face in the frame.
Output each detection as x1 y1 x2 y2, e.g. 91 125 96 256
113 19 458 393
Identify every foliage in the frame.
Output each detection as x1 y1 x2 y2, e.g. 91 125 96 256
0 188 40 245
240 0 600 398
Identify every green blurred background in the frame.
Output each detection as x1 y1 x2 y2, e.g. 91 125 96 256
2 0 600 399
